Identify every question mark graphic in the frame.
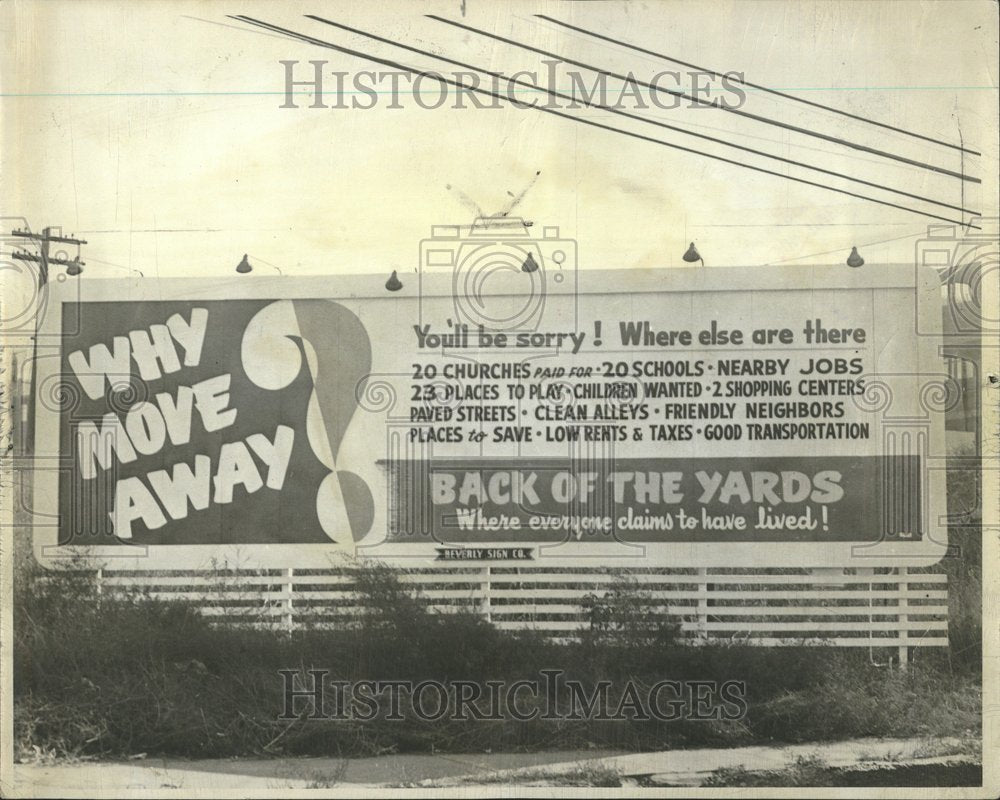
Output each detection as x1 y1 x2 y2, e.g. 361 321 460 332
241 299 374 544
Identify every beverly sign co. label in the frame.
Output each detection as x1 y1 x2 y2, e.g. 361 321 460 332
30 267 947 569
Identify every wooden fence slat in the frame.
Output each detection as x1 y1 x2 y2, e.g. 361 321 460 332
488 604 947 617
699 637 948 647
99 575 282 586
200 606 287 617
94 572 948 586
681 620 949 632
484 588 946 601
126 588 948 604
475 572 947 585
291 588 486 600
490 621 949 643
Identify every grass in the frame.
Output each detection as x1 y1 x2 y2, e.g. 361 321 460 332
702 754 982 788
12 553 981 762
467 762 624 787
704 754 830 787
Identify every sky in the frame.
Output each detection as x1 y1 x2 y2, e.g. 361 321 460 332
2 0 997 284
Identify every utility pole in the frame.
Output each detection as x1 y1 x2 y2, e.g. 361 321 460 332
8 226 86 455
11 226 86 285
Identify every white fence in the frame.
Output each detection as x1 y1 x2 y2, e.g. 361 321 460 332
95 564 948 663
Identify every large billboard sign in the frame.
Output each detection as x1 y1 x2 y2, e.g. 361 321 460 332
30 266 947 568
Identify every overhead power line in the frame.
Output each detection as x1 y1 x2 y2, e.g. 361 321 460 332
535 13 980 157
307 13 978 218
230 15 978 229
427 14 980 185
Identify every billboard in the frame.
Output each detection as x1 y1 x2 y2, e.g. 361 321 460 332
30 266 947 568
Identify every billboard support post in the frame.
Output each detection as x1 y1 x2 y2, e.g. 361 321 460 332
696 568 709 641
482 566 493 624
899 566 911 669
283 568 294 632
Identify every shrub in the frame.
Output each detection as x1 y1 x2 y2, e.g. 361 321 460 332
12 535 982 760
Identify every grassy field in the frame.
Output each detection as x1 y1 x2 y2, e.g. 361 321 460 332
12 525 981 762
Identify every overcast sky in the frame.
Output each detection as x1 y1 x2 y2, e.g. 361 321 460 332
3 0 997 281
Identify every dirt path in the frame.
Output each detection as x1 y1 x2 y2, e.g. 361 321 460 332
4 737 979 794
